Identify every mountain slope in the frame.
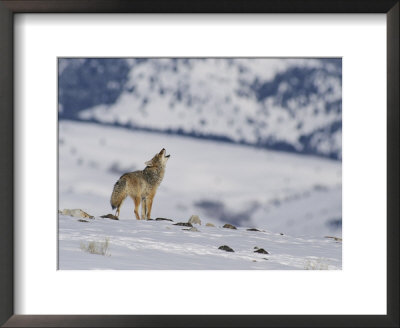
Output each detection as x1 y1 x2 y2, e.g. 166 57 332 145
59 58 342 159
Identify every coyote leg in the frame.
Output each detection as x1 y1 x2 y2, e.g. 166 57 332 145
115 197 125 218
141 198 147 220
133 196 141 220
146 194 155 220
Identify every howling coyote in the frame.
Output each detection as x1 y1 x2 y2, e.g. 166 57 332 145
110 148 170 220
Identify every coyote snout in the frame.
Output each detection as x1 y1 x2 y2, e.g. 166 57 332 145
110 148 170 220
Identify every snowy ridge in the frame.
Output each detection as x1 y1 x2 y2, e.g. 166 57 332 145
59 58 342 159
59 214 341 270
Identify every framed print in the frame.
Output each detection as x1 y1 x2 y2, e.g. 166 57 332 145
57 56 343 271
0 1 398 327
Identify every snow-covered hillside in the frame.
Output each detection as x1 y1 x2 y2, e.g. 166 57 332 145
58 121 341 269
59 121 341 236
59 58 342 159
59 214 341 270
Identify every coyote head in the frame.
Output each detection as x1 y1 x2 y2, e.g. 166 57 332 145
145 148 170 167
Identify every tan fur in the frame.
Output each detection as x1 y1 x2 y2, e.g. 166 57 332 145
110 148 170 220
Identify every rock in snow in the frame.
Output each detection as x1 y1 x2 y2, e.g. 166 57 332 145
182 227 200 232
155 217 174 222
223 224 237 230
188 215 201 225
254 248 269 254
173 222 193 227
218 245 235 252
100 214 119 220
60 208 94 219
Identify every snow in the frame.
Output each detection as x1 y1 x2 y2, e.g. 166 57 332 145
74 58 342 158
59 215 341 270
58 120 342 270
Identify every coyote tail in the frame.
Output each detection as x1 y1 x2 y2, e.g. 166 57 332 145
110 177 127 210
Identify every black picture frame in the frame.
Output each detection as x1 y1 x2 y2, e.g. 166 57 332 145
0 1 398 327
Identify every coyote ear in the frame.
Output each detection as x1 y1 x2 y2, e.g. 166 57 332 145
145 160 153 166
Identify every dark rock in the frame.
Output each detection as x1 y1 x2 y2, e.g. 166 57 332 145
254 248 269 254
223 224 237 230
324 236 342 242
280 233 284 235
218 245 234 252
247 228 260 232
100 214 119 220
254 246 259 250
182 227 200 232
173 222 193 227
77 219 89 223
155 217 174 222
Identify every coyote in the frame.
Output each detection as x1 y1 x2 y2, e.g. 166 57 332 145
110 148 170 220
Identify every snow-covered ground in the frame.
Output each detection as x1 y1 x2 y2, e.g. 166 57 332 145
58 120 342 269
59 214 341 270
